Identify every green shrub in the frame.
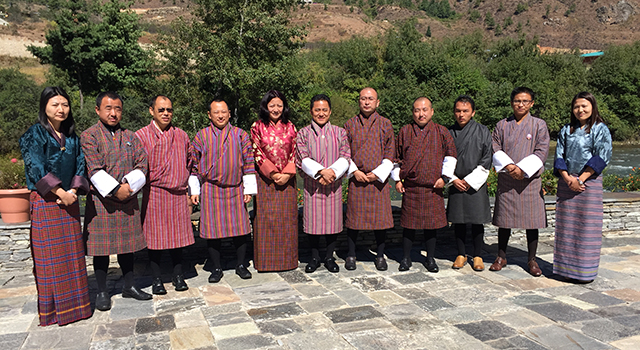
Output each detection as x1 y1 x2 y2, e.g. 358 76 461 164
0 156 26 189
604 167 640 192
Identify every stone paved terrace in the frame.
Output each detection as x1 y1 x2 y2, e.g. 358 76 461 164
2 231 640 350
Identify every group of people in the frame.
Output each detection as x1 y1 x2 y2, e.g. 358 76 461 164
19 85 611 327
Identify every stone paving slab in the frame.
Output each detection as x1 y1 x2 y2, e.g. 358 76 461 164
2 235 640 349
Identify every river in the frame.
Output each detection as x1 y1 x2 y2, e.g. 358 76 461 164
545 144 640 176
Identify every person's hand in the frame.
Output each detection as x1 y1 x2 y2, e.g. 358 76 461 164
567 177 585 192
190 195 200 205
273 173 291 186
319 168 336 184
319 178 329 186
243 195 252 203
365 172 378 182
57 190 77 206
114 183 132 201
434 178 445 189
395 181 405 193
507 165 525 180
353 170 369 183
452 179 469 192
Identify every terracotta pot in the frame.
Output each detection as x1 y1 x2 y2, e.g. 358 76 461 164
0 188 31 223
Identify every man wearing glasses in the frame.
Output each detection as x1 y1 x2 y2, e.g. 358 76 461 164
136 95 195 294
343 87 395 271
490 87 550 277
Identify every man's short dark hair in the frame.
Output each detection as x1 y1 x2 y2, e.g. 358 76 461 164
310 94 331 110
149 95 171 108
510 87 535 102
96 91 123 108
207 97 227 112
454 95 475 111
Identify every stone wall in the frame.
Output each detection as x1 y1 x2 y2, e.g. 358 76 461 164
2 192 639 271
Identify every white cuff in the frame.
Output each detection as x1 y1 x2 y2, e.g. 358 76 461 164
516 154 544 178
347 159 359 178
188 175 201 196
123 169 146 194
463 165 490 191
90 170 119 197
391 163 401 182
243 174 257 195
328 158 349 179
301 158 325 179
372 159 393 183
442 156 457 179
493 151 514 173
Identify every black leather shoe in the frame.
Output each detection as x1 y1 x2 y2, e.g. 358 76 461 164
305 258 321 273
345 256 357 270
152 277 167 295
96 291 111 311
122 286 152 300
172 274 189 292
375 256 388 271
208 268 223 283
235 264 252 279
399 258 412 271
424 256 439 273
324 258 339 273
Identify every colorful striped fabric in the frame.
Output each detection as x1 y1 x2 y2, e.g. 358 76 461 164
136 123 194 250
396 122 457 230
296 122 350 235
553 176 604 280
81 122 148 256
343 112 395 230
189 123 254 239
492 114 550 229
30 191 91 326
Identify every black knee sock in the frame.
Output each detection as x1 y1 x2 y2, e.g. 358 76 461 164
402 228 416 259
375 230 386 257
93 255 109 293
471 224 484 257
233 235 248 267
347 229 358 257
308 235 321 260
325 234 338 260
207 239 222 269
526 229 539 261
424 229 437 258
498 228 511 258
118 253 135 288
148 249 163 279
169 248 183 276
454 224 467 256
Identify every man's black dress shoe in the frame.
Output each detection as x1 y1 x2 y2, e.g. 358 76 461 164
235 264 252 279
375 256 388 271
209 268 223 283
122 286 152 300
305 258 321 273
398 258 412 271
324 258 339 272
424 256 439 273
172 274 189 291
152 278 167 295
344 256 357 270
96 291 111 311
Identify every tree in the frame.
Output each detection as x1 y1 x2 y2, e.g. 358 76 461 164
28 0 153 111
426 25 432 37
0 69 40 154
485 12 495 30
156 0 306 132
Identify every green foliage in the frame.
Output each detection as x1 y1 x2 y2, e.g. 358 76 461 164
419 0 456 19
426 25 431 37
503 16 513 28
604 167 640 192
27 0 154 106
0 156 26 189
484 11 495 29
494 24 502 36
0 69 40 154
469 10 480 23
515 3 528 15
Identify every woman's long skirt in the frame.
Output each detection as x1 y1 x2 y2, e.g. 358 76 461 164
30 191 91 326
553 175 603 281
253 173 298 271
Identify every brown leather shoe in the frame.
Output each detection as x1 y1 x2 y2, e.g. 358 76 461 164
452 255 467 269
472 257 484 271
528 258 542 277
489 256 507 271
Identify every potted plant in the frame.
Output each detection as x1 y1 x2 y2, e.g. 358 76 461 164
0 156 30 223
